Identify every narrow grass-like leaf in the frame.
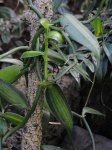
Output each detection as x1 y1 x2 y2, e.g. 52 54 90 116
0 65 23 83
0 79 28 109
82 107 105 117
21 51 44 59
48 49 64 64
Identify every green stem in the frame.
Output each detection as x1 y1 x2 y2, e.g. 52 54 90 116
82 117 96 150
27 0 43 18
44 29 49 81
2 86 43 144
0 46 29 60
84 73 96 107
72 111 82 118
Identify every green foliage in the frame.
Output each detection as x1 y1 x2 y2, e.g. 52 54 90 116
0 0 111 149
0 79 28 109
0 65 23 83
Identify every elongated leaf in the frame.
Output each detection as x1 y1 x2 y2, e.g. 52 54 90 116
103 43 112 64
0 117 8 137
82 107 105 117
0 65 23 83
42 145 64 150
60 13 100 64
2 112 24 125
84 59 95 72
48 49 64 64
54 63 76 81
45 84 73 131
0 79 28 109
21 51 44 59
0 58 23 65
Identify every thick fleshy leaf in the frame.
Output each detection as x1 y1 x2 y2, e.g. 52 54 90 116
82 107 105 117
45 83 73 131
1 112 24 125
21 51 44 59
0 65 23 83
0 79 28 109
60 13 100 64
42 145 64 150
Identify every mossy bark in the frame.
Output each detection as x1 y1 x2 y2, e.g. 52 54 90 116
21 1 53 150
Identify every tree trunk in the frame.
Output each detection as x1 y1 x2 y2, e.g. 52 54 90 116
21 1 53 150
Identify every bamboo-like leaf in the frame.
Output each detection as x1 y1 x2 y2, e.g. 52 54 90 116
82 107 105 117
0 65 23 83
54 63 76 81
48 49 64 64
1 112 24 125
21 51 44 59
60 13 100 64
0 79 28 109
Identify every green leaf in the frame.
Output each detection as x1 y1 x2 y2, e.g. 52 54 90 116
83 59 95 72
1 112 24 125
103 42 112 64
54 63 77 81
40 18 49 29
21 51 44 59
0 79 29 109
45 84 73 131
60 13 100 65
0 117 8 137
91 17 103 37
82 107 105 117
0 58 23 65
0 65 23 83
42 145 65 150
48 49 64 64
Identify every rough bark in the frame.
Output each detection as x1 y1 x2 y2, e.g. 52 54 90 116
21 1 53 150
